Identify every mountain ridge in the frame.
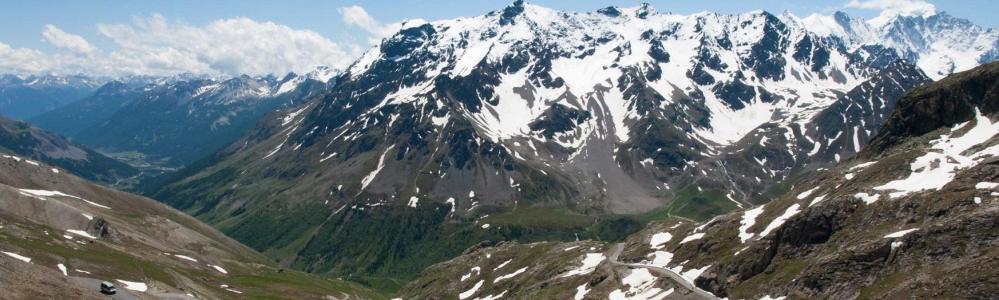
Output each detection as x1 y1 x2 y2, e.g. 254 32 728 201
0 114 138 185
31 66 339 170
395 60 999 300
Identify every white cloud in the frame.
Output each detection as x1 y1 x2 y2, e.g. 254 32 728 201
846 0 937 26
42 25 96 54
3 8 428 76
338 5 394 41
337 5 425 45
1 16 362 76
95 14 358 76
0 42 56 74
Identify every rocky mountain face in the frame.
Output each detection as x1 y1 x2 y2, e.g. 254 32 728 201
397 61 999 299
0 74 104 120
0 143 382 299
146 2 963 281
0 114 137 185
31 67 337 168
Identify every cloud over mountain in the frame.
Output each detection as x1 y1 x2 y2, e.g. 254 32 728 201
338 5 426 45
846 0 938 26
1 15 362 76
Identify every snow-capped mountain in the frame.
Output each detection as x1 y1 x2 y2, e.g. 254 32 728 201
792 10 999 79
0 74 105 119
398 61 999 300
275 65 339 95
32 66 338 168
150 2 963 279
277 1 924 212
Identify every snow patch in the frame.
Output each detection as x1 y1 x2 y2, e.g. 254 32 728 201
854 192 881 204
209 264 228 274
679 264 711 284
679 232 705 244
759 204 801 237
976 182 998 189
66 229 97 239
116 280 148 292
359 145 396 191
562 253 605 277
608 268 674 300
495 259 512 270
493 267 527 283
738 206 766 243
574 284 590 300
473 291 507 300
649 232 673 249
461 266 480 282
3 251 31 263
875 109 999 198
174 254 198 262
884 228 919 238
17 189 111 209
796 187 818 199
459 280 484 300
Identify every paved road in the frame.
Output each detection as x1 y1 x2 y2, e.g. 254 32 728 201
73 277 196 299
607 243 719 300
72 277 142 300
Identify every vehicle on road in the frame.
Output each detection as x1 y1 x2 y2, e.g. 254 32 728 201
100 281 116 295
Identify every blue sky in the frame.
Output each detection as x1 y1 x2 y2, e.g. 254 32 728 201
1 0 995 76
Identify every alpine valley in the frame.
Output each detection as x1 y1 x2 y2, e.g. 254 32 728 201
31 67 338 172
1 1 997 299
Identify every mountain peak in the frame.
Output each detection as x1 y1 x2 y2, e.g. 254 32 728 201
633 3 654 19
496 0 560 26
596 6 623 18
499 0 527 25
304 65 339 83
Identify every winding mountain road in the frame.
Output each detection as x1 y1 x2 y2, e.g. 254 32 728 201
607 243 719 300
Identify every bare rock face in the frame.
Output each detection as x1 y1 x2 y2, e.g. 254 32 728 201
88 217 115 240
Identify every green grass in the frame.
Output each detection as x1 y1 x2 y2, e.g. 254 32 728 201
635 205 676 223
857 271 909 299
481 207 594 228
658 186 740 221
346 275 409 295
730 258 807 298
0 228 175 286
751 170 809 205
230 270 387 299
0 223 387 299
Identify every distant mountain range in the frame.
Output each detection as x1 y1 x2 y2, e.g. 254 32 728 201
29 66 337 170
0 74 104 120
793 10 998 80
